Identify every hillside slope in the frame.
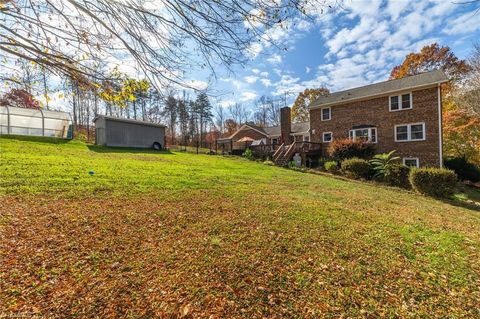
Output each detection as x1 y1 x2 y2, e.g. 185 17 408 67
1 136 479 318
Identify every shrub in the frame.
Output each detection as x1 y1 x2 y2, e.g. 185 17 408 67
409 168 458 197
324 161 339 173
341 158 371 179
384 164 411 189
243 148 254 160
444 157 480 182
369 150 400 179
327 138 375 162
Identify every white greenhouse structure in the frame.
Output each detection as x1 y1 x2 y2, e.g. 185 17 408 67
0 105 73 139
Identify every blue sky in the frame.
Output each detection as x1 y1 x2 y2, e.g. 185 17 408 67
207 0 480 109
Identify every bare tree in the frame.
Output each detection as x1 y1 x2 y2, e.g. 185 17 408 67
453 43 480 117
0 0 338 91
214 105 226 134
228 103 250 125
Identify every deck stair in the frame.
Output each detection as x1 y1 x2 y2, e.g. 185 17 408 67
273 143 295 166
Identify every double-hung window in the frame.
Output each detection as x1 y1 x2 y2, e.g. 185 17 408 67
395 123 425 142
390 93 412 111
321 107 331 121
349 127 377 143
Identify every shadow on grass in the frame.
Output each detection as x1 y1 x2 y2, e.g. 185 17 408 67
0 134 72 144
87 144 174 155
446 187 480 212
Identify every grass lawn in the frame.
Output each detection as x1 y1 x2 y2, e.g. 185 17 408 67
1 136 480 318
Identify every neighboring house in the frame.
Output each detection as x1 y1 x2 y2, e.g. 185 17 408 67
309 70 448 167
216 107 311 155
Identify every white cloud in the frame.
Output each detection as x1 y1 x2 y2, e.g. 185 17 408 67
240 91 258 101
260 78 272 87
251 68 260 74
244 75 259 84
297 19 312 31
267 53 282 64
444 10 480 35
306 67 311 73
260 71 269 77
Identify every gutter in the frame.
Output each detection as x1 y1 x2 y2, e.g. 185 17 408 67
310 81 448 110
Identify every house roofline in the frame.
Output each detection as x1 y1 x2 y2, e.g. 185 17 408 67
226 124 269 140
310 81 448 110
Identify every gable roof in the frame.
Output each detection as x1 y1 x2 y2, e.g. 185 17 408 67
221 122 310 140
310 70 448 109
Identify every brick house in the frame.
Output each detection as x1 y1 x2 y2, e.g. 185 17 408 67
216 107 312 156
309 70 448 167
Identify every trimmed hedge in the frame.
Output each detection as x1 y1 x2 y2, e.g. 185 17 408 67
327 138 375 162
341 158 371 179
409 168 458 197
324 161 339 173
444 157 480 182
384 164 411 189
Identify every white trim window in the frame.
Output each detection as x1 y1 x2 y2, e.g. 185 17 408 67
395 122 425 142
390 92 412 111
321 107 331 121
322 132 333 143
403 157 419 168
303 135 310 142
349 127 377 143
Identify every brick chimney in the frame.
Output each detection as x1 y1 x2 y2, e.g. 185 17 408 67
280 107 292 144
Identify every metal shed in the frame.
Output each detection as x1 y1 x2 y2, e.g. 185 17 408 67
0 105 73 139
94 116 166 149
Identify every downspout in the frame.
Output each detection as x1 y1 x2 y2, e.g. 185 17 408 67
437 84 443 168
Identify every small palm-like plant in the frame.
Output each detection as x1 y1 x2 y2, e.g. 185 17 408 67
369 150 400 179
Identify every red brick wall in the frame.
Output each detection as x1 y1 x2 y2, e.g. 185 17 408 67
309 86 441 167
231 127 267 150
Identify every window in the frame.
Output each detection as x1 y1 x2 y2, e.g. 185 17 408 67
349 127 377 143
303 135 310 142
390 93 412 111
323 132 332 142
395 123 425 142
271 138 279 145
321 107 331 121
403 158 419 168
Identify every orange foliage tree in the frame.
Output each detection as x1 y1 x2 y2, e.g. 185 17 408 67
291 87 329 123
389 43 470 84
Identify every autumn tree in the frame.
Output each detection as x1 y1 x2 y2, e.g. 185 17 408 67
0 88 40 109
224 119 239 136
291 87 330 122
389 43 470 86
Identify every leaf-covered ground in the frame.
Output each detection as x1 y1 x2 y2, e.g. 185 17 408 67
1 136 480 318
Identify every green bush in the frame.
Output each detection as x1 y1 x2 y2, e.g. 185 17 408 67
243 148 254 160
384 164 411 189
341 158 371 179
327 138 375 162
369 150 400 179
324 161 339 173
444 157 480 182
409 168 458 197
